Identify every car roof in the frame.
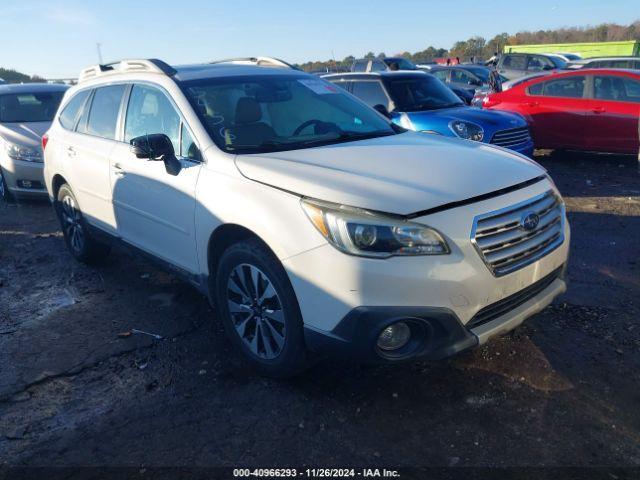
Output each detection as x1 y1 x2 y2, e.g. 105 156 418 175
323 71 428 80
508 68 640 89
172 63 307 82
583 56 639 61
0 83 69 94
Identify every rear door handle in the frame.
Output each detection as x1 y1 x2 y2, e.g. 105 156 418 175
592 107 605 114
66 146 76 157
113 163 126 177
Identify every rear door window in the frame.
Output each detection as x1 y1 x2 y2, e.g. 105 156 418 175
369 60 387 72
451 69 474 84
502 55 527 70
541 76 585 98
85 85 126 140
432 70 449 82
527 56 554 72
351 81 389 108
59 90 90 130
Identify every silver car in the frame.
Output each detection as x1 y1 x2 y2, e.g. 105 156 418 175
0 83 68 201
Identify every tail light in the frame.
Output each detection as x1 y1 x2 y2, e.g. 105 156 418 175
41 133 49 151
482 95 502 108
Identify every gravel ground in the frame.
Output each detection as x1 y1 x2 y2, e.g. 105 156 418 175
0 151 639 476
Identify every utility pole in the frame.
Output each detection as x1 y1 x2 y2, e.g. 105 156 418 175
96 43 103 64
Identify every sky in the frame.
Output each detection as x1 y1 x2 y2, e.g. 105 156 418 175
0 0 637 78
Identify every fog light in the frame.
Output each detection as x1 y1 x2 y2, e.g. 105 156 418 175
377 322 411 351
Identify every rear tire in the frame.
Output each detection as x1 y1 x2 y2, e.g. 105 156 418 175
56 184 110 264
215 238 308 378
0 168 15 203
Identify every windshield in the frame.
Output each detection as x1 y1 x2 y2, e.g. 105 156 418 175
384 75 464 111
181 75 397 154
0 91 65 123
383 58 418 70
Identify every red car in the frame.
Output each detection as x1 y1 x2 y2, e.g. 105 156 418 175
483 69 640 154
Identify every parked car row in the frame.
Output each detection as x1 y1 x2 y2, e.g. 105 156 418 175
323 71 534 157
0 57 574 376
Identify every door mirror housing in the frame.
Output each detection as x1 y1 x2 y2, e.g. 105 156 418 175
129 134 182 176
373 104 392 119
130 133 175 160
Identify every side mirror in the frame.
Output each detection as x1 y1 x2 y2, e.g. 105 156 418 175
130 133 175 160
373 104 392 119
129 134 181 176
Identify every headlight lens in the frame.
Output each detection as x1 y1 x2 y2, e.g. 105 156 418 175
4 141 42 162
449 121 484 142
301 199 450 258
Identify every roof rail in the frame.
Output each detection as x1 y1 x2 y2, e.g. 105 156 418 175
209 56 299 70
78 58 176 83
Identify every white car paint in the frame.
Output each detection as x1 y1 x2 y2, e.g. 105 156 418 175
43 61 570 363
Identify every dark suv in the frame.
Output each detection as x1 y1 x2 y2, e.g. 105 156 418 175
497 53 566 80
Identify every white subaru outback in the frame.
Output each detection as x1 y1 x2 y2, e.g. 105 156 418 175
43 59 570 377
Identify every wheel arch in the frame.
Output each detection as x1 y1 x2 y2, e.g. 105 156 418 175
206 223 279 293
51 174 68 199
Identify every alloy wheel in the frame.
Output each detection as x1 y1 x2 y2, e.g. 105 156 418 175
60 195 85 253
226 263 286 360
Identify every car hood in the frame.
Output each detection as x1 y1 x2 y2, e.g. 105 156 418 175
406 106 525 128
0 121 50 149
234 132 545 216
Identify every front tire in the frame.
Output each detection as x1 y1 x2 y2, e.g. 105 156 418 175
215 239 308 378
56 184 110 264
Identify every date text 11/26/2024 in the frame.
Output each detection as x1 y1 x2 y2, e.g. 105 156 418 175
233 468 401 478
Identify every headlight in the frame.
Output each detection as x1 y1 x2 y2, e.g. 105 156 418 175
449 121 484 142
301 199 450 258
4 141 42 162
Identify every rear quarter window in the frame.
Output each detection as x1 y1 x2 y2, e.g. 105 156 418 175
527 82 544 96
59 90 90 130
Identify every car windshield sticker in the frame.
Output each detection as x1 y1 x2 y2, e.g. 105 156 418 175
298 79 340 94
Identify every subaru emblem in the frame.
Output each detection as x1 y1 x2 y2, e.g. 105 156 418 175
520 212 540 231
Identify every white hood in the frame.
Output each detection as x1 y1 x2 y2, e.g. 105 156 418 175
235 132 545 215
0 121 50 150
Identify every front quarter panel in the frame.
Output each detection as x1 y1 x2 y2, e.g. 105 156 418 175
194 148 327 277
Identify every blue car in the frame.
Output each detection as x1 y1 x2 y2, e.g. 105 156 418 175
323 71 534 157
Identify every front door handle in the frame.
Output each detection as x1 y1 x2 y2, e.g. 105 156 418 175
66 146 76 157
113 163 126 177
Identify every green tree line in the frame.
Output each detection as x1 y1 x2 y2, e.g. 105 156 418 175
0 67 45 84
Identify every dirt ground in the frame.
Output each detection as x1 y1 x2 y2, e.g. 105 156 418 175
1 151 639 475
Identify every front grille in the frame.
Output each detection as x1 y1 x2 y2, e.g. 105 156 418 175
466 266 563 329
471 190 565 276
491 126 531 148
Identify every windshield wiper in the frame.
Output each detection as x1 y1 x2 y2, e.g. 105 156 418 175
230 130 395 153
297 130 395 147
